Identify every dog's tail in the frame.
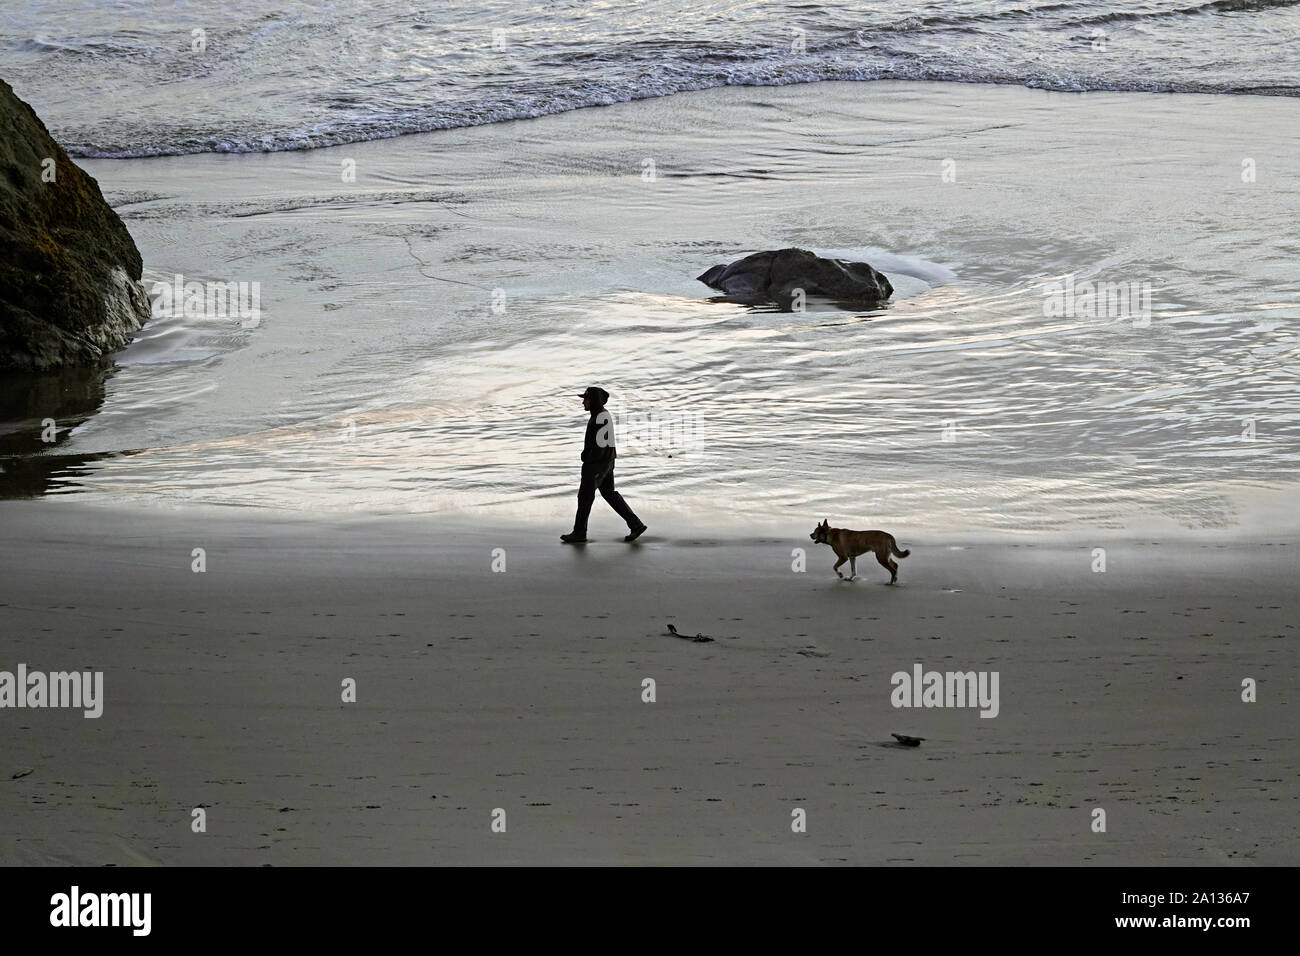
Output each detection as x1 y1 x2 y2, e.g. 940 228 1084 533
890 537 910 559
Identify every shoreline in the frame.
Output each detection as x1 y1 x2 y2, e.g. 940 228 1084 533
66 79 1300 162
8 494 1300 547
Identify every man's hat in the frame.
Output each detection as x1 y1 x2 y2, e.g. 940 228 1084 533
578 385 609 404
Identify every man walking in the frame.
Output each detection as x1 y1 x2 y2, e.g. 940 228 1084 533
561 386 647 544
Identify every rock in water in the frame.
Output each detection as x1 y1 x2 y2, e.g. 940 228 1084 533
697 247 893 306
0 78 151 369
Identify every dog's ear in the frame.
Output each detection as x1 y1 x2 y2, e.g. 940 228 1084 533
822 518 828 527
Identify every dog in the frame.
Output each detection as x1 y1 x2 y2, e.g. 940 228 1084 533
809 519 910 583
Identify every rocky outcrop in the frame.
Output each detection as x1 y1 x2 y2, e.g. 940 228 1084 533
0 78 151 369
697 248 893 305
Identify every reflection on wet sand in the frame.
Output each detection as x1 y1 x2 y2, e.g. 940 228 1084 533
0 364 118 497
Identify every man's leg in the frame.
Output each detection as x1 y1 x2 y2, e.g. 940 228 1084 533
570 469 596 538
597 470 642 530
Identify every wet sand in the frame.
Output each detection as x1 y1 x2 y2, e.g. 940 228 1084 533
1 501 1295 865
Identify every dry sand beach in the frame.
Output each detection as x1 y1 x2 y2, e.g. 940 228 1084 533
1 501 1295 865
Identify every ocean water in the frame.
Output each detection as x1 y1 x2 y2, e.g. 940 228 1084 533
1 3 1298 535
3 0 1298 156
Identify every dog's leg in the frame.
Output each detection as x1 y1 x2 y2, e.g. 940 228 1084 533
888 557 899 584
876 551 896 583
833 556 847 579
848 555 857 581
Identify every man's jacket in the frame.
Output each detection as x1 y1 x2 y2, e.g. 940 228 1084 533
582 408 616 477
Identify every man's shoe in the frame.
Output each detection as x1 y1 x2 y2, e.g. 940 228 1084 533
624 523 647 542
560 533 588 544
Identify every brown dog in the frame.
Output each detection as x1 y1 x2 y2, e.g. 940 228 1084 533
809 519 910 583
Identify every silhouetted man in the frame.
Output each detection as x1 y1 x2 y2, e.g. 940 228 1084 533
561 386 647 544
